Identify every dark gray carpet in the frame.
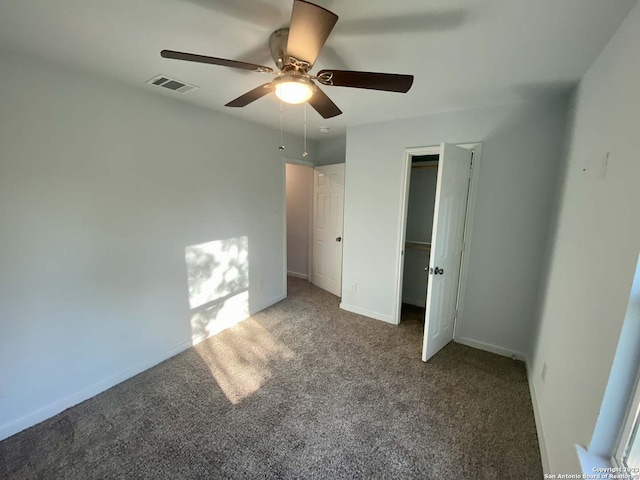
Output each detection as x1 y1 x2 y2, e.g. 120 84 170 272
0 277 542 479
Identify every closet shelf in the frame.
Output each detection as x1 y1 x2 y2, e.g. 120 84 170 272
411 164 438 170
405 241 431 251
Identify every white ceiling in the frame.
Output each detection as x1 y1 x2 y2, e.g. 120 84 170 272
0 0 636 140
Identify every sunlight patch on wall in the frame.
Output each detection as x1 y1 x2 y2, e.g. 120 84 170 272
190 290 250 341
185 237 249 310
185 237 250 343
193 317 295 405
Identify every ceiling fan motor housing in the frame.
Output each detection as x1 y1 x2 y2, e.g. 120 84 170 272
269 28 290 71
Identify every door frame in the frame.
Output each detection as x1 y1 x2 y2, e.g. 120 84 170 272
283 157 315 297
393 143 483 337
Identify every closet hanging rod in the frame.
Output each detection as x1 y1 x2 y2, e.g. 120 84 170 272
405 241 431 251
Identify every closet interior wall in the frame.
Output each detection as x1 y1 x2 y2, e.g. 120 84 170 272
401 157 439 308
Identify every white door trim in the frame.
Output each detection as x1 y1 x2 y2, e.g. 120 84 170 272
307 168 313 282
393 142 482 328
452 143 482 343
281 158 288 297
394 146 441 325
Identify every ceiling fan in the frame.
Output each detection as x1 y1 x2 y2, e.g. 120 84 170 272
161 0 414 119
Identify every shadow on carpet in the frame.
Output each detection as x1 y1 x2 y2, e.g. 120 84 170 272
0 277 542 479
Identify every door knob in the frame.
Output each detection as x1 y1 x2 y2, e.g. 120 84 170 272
336 236 342 242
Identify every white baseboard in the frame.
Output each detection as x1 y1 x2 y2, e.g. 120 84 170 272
0 336 197 441
454 336 527 361
339 302 396 325
251 293 287 315
526 360 551 475
287 271 308 280
454 338 549 472
0 291 287 442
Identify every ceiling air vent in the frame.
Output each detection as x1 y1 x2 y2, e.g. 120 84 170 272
146 75 198 93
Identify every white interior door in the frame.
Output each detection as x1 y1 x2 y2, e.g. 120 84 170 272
313 164 345 297
422 144 473 362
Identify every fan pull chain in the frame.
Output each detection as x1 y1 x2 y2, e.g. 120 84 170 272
278 101 285 151
303 103 309 157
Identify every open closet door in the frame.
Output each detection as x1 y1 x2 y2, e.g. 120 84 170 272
422 144 472 362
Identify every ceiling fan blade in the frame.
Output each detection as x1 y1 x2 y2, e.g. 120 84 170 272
225 83 274 107
161 50 274 73
308 87 342 119
317 70 414 93
287 0 338 67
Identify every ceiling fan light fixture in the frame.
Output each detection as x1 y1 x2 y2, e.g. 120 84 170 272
273 75 315 104
162 1 414 119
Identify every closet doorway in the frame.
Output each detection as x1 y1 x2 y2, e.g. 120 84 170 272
401 154 439 308
284 162 345 298
396 143 480 362
285 162 314 282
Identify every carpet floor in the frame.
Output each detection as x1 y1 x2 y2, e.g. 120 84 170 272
0 277 542 479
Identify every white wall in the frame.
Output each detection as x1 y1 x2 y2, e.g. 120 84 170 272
316 134 346 165
341 99 570 355
530 3 640 474
402 167 438 307
405 168 438 243
0 50 313 440
285 163 313 279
